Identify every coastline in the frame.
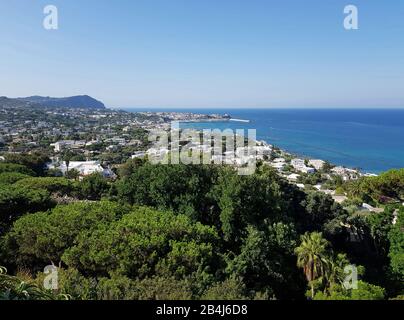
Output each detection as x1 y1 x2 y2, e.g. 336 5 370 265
120 108 404 174
178 117 375 176
180 118 230 123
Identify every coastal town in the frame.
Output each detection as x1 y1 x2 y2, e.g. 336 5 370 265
0 97 382 214
2 0 404 305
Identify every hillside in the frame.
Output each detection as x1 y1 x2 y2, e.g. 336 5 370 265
0 96 41 109
17 95 106 109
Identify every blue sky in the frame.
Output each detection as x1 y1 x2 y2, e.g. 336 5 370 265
0 0 403 108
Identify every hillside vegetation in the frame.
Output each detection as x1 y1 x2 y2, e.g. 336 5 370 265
0 157 403 300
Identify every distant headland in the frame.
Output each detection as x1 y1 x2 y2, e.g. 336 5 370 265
0 95 105 109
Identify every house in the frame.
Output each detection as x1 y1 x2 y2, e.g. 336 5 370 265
291 158 316 174
270 158 286 171
56 161 115 178
131 151 146 159
51 140 86 153
309 159 325 170
255 145 272 156
332 195 348 204
146 147 169 162
332 166 359 181
291 158 305 169
270 162 286 171
300 166 316 174
287 173 300 182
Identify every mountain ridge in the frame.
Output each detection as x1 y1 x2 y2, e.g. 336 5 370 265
0 95 106 109
14 95 106 109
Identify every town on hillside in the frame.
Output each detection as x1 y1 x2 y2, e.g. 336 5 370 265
0 98 387 215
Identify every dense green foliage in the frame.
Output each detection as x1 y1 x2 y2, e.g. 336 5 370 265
0 160 402 300
344 169 404 204
389 208 404 286
0 163 36 176
0 184 53 234
0 172 32 186
313 281 385 300
4 153 50 175
13 177 77 196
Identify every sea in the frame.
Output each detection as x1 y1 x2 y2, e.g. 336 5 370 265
123 108 404 174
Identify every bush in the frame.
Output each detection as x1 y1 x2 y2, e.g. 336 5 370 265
2 201 126 272
97 275 193 300
13 177 78 197
0 172 31 185
0 163 35 176
0 184 53 232
201 277 248 300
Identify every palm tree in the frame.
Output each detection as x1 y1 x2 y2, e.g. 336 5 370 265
327 253 350 290
62 150 73 176
295 232 331 299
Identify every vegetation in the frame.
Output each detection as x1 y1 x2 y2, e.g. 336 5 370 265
344 169 404 205
295 232 330 299
0 266 67 300
0 159 402 300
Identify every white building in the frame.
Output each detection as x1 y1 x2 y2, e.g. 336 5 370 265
51 140 86 153
291 158 305 169
56 161 115 178
131 151 146 159
291 158 316 174
287 173 300 182
271 162 286 171
255 145 273 156
331 166 359 181
300 166 316 174
309 159 325 170
146 147 169 162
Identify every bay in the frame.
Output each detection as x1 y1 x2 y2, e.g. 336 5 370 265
123 108 404 174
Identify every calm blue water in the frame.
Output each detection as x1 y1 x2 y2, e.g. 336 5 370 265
123 108 404 173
